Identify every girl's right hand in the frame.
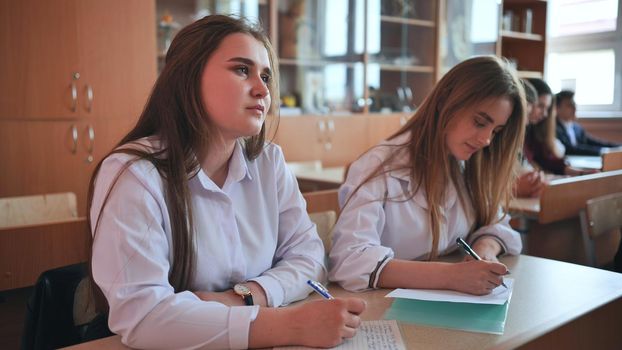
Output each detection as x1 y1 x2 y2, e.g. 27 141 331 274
285 298 367 348
447 260 508 295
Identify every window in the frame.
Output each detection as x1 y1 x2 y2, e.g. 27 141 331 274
546 0 622 116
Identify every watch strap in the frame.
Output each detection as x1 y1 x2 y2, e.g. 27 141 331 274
242 294 254 306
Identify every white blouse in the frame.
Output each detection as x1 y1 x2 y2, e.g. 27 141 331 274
328 133 522 292
91 138 325 349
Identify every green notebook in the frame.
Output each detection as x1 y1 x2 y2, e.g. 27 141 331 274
384 296 510 335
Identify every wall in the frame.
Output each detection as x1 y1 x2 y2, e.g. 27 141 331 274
579 118 622 143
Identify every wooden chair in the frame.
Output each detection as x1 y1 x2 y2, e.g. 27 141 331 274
303 189 340 214
0 193 88 291
580 192 622 267
303 189 340 253
0 192 78 228
309 211 337 253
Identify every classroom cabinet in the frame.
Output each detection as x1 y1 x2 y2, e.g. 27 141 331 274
0 0 156 121
275 114 406 167
0 0 157 216
0 0 80 119
500 0 547 78
440 0 548 79
0 117 136 216
275 116 369 167
155 0 439 115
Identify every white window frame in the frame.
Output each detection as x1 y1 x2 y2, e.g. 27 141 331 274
546 0 622 117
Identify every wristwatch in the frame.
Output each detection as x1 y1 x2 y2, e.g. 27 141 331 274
233 283 254 306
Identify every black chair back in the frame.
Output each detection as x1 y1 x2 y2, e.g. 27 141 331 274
20 263 111 349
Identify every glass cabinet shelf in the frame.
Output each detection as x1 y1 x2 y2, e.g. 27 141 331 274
379 15 435 27
156 0 441 115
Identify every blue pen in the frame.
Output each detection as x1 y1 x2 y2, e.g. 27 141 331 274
307 280 334 299
456 237 508 289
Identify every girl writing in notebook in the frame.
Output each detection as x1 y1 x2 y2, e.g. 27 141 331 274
89 15 364 349
329 56 524 295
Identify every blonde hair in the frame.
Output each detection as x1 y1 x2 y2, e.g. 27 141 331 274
347 56 526 259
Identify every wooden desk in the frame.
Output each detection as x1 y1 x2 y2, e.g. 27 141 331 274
290 165 346 192
65 255 622 350
508 170 622 264
566 150 622 172
602 149 622 171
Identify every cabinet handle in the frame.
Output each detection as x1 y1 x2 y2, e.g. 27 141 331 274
317 120 326 143
324 119 334 151
70 124 78 154
85 85 93 113
327 120 335 133
85 125 95 163
71 72 80 113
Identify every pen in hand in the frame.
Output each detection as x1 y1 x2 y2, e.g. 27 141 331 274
456 237 508 289
307 280 334 299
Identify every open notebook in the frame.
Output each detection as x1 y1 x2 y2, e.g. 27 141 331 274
384 278 514 335
274 320 406 350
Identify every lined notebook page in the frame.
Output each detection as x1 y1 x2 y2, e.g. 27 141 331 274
275 320 406 350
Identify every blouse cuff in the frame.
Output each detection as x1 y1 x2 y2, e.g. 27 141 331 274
471 234 508 256
368 255 392 289
228 305 260 350
249 275 284 307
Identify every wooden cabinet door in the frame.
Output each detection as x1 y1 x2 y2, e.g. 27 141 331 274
274 116 324 162
0 120 90 214
0 0 80 120
75 0 157 120
65 116 138 215
321 117 369 167
365 114 408 148
83 116 137 166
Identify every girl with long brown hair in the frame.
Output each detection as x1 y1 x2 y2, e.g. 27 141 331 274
89 15 364 349
329 56 525 295
524 78 589 176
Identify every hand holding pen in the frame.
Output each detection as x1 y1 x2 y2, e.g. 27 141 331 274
307 279 334 299
456 237 508 289
296 280 366 347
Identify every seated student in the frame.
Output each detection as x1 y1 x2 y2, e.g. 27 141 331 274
89 15 365 349
524 79 588 176
555 90 621 156
328 56 523 295
514 80 546 198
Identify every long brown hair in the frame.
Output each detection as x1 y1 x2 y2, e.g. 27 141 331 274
345 56 525 259
87 15 280 309
527 78 557 156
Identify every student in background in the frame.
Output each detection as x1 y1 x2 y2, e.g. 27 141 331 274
524 78 587 175
514 80 546 198
89 15 364 349
555 90 621 156
329 56 523 295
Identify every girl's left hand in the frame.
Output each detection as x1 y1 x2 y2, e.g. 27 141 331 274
464 237 503 262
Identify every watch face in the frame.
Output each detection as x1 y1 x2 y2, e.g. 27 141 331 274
234 284 251 296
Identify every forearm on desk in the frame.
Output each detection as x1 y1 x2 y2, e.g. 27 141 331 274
376 259 454 290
